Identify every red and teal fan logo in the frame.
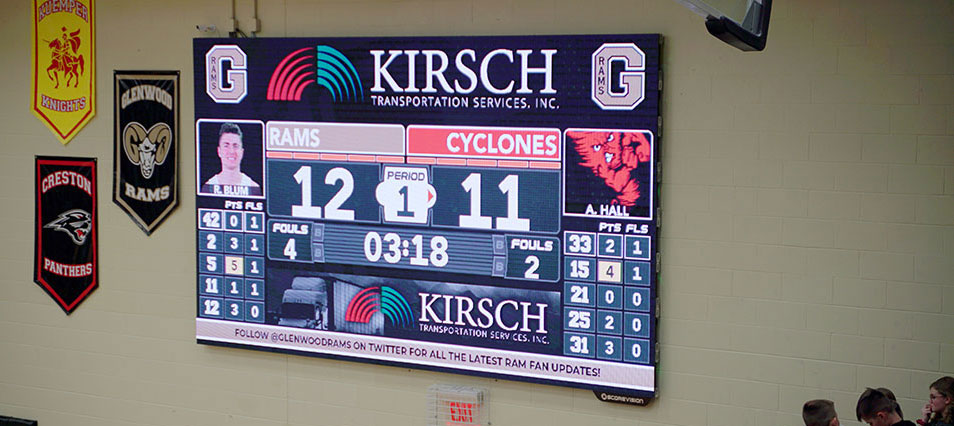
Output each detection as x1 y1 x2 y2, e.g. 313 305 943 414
267 46 364 102
345 286 414 327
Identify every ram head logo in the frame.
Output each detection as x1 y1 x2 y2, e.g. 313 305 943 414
45 209 92 245
123 122 172 179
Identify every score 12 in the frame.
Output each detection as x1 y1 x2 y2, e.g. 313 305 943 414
267 161 380 222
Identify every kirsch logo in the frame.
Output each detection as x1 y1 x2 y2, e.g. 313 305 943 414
267 45 363 102
345 286 414 327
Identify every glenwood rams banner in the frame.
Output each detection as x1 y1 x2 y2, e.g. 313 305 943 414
32 0 95 145
35 157 98 314
113 71 179 235
194 35 660 404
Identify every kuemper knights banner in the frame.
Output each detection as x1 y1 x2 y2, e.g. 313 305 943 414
32 0 95 144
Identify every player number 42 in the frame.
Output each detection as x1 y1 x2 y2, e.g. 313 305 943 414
201 211 221 228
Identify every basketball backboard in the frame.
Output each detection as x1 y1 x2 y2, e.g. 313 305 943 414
673 0 772 51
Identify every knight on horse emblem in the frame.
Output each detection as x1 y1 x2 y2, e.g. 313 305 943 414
46 27 85 89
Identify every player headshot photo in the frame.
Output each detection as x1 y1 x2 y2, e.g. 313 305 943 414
196 120 264 198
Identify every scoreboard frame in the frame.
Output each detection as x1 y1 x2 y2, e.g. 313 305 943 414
194 34 660 403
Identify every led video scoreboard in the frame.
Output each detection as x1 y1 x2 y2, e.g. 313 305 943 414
194 34 660 401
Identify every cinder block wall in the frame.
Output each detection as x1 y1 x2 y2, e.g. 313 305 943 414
1 1 951 425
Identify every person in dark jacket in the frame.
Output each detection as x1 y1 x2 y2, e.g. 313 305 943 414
857 387 917 426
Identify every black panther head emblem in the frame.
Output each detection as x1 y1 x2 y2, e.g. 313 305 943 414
44 209 92 245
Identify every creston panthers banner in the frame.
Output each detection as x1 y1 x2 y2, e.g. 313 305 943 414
35 156 98 314
194 34 660 403
113 71 179 235
32 0 95 145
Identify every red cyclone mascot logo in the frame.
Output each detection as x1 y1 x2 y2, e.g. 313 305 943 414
566 130 651 206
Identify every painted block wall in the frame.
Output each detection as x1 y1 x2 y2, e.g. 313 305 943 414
1 1 951 425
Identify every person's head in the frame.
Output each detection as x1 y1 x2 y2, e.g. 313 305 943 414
217 123 244 172
876 387 902 418
803 399 839 426
928 376 954 423
856 388 902 426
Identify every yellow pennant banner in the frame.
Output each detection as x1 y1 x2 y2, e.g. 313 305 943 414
32 0 95 145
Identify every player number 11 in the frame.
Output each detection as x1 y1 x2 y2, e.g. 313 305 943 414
459 173 529 231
